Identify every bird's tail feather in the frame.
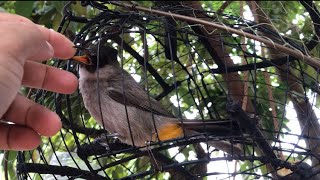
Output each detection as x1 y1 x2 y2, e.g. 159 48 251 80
178 119 241 136
155 119 241 141
155 119 243 155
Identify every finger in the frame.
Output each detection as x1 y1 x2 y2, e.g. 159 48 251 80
22 61 78 94
0 13 75 59
0 12 33 23
0 123 40 150
0 23 54 62
36 25 76 59
3 94 62 136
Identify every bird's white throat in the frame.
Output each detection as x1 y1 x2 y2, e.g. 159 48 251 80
78 65 117 81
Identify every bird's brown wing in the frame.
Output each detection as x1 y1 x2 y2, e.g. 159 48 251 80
107 75 175 118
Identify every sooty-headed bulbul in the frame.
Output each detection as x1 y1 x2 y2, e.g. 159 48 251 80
71 44 241 153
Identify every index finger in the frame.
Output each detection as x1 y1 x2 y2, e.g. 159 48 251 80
37 25 76 60
0 13 76 59
0 12 33 23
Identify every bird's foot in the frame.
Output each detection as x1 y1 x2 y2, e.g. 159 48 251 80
94 133 120 151
145 141 163 172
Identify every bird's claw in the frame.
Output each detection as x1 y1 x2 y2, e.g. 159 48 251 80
94 133 120 151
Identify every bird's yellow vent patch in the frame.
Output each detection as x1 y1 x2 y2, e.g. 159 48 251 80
153 123 183 141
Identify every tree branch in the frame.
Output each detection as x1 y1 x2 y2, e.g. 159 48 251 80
111 35 170 90
16 163 106 180
110 1 320 69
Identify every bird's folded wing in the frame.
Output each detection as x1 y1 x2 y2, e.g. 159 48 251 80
107 87 175 118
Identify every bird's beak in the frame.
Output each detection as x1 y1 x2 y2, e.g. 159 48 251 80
71 45 91 65
71 55 91 65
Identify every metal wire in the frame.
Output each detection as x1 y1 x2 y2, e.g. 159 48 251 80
16 1 320 179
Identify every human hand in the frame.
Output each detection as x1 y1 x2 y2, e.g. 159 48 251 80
0 13 78 150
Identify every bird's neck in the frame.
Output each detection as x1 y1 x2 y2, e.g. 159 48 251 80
79 64 120 81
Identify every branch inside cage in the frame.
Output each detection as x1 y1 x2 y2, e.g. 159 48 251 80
111 35 170 90
17 163 106 180
300 1 320 40
77 141 204 179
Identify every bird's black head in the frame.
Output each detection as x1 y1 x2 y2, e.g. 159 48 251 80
72 45 118 73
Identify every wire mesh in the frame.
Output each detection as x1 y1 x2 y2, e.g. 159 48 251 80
16 1 320 179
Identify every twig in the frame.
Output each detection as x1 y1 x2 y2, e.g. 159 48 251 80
240 1 249 111
4 151 9 180
248 2 280 176
16 163 106 179
262 53 284 160
155 80 182 100
217 1 232 14
300 1 320 40
233 160 238 180
208 55 296 74
111 35 170 90
237 3 248 178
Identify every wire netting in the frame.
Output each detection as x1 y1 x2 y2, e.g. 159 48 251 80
16 1 320 179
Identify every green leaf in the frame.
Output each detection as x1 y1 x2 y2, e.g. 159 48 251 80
52 12 62 31
14 1 34 19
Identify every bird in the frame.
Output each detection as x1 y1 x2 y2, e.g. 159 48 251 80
71 43 242 153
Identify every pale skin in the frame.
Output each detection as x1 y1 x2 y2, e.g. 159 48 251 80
0 13 78 150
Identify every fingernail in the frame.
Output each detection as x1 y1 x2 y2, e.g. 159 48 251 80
46 41 54 57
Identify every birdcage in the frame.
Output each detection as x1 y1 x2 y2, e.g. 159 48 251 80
16 1 320 179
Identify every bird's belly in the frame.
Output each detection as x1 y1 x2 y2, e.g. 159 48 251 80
79 80 160 146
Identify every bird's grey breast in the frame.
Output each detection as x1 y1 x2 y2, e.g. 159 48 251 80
79 78 116 128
